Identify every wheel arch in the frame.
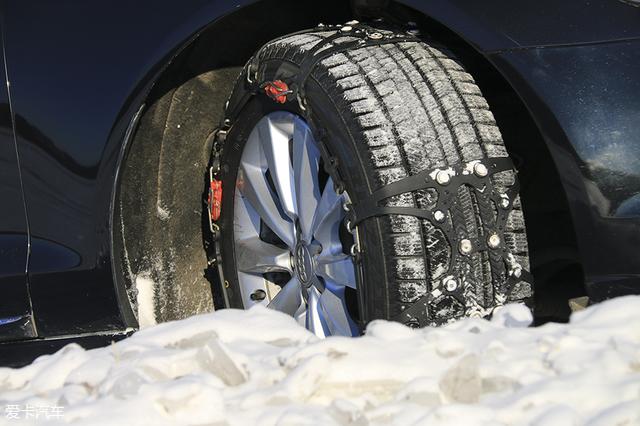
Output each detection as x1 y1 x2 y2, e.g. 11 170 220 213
110 0 353 326
113 0 585 326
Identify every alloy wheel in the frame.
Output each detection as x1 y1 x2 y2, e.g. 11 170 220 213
233 111 359 337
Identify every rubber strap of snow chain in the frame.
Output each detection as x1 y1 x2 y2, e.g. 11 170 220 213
289 24 419 198
231 23 420 118
361 157 533 326
395 269 534 327
349 157 517 224
293 26 419 108
346 156 525 269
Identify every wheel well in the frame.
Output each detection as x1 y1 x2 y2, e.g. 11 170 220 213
114 0 584 325
113 0 353 323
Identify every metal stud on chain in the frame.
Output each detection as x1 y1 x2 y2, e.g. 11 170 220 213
487 233 501 249
445 278 458 291
459 239 473 255
473 162 488 177
435 171 451 185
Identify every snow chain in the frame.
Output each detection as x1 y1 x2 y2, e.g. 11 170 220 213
206 21 533 321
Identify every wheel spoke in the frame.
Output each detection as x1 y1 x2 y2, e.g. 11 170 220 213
316 254 356 289
312 177 344 250
257 115 297 220
236 237 292 274
293 300 307 328
292 117 321 242
238 160 295 249
318 280 359 336
267 277 303 316
233 183 261 240
306 286 330 338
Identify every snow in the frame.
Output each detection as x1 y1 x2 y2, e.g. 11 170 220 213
135 275 157 329
1 297 640 426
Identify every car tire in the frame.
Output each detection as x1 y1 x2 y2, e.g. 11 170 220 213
214 25 532 331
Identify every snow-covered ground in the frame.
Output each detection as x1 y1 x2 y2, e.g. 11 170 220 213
1 297 639 426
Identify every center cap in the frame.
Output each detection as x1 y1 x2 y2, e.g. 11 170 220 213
294 242 314 286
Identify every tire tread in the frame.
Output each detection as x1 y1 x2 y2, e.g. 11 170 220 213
255 29 531 324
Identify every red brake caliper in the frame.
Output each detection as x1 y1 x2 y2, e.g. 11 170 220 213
208 169 223 223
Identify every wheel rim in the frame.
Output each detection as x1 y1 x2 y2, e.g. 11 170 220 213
233 111 359 337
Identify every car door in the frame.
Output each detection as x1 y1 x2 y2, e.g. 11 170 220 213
0 24 36 342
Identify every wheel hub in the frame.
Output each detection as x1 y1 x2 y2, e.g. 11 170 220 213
293 242 314 287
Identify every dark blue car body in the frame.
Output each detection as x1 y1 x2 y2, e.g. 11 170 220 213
1 0 639 365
